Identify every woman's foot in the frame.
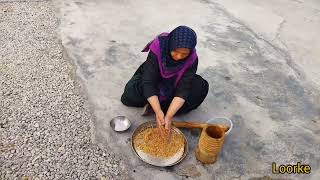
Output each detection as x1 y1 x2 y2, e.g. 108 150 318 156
141 104 154 116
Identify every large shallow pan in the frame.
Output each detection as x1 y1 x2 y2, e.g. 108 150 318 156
131 121 188 167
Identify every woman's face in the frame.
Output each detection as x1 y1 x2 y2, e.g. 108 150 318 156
170 48 190 61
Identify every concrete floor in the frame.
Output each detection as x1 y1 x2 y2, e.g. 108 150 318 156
57 0 320 179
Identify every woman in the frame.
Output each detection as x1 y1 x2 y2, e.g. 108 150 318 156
121 26 209 131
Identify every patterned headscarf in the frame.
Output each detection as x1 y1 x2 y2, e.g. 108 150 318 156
159 26 197 67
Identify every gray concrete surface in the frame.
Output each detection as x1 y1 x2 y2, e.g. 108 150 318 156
0 1 127 179
57 0 320 179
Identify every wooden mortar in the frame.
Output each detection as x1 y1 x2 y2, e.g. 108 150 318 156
173 121 228 164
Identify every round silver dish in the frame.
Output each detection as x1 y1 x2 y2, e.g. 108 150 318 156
110 116 131 132
131 121 188 167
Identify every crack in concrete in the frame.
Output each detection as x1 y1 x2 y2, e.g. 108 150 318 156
274 19 286 43
272 19 296 71
291 0 320 15
208 1 306 80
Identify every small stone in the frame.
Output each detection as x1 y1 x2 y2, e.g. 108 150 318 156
58 146 65 152
101 175 110 180
37 111 43 117
11 165 18 170
5 92 12 96
105 162 112 167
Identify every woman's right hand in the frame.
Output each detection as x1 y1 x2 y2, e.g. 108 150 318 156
155 110 165 127
147 95 165 127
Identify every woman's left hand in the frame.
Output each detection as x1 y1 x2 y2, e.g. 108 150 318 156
164 116 172 130
164 97 185 133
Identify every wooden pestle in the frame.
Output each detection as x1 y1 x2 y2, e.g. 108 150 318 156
172 121 230 133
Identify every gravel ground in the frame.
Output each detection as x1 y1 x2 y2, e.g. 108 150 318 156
0 1 128 179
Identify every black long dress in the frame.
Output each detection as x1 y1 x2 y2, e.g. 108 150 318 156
121 51 209 114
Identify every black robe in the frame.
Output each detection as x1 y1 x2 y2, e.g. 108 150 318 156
121 51 209 114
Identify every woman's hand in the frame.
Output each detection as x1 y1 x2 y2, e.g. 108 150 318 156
164 97 185 133
165 97 185 121
164 115 172 130
147 95 164 127
155 110 165 127
164 115 173 142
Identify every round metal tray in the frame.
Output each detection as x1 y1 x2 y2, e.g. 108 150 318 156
131 121 188 167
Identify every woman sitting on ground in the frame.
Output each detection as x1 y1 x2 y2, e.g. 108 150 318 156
121 25 209 131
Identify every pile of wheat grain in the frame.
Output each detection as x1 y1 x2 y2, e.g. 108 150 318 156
133 128 184 159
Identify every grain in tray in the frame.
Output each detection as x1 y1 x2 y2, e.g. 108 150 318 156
133 127 184 159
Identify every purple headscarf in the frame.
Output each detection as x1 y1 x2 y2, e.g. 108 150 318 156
142 26 198 86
